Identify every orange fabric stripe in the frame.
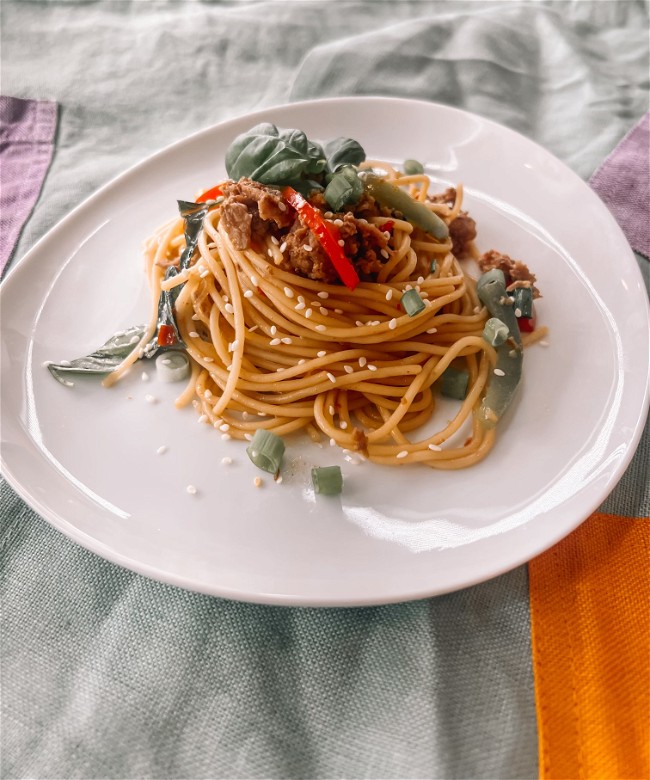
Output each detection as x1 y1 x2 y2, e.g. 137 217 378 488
529 513 650 780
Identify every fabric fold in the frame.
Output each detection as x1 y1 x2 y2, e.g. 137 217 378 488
0 96 58 274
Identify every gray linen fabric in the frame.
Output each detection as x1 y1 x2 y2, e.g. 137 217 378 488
1 2 648 778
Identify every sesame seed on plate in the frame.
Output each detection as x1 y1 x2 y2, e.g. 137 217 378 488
141 371 149 381
338 239 345 247
198 414 208 424
254 476 263 487
145 394 157 403
380 249 389 259
219 423 230 432
221 456 232 465
221 433 232 440
270 325 277 336
330 438 336 447
156 445 168 455
186 485 197 495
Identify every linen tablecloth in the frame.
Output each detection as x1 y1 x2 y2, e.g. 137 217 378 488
1 2 648 778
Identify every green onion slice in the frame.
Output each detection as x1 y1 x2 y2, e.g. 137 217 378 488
482 317 509 347
512 286 533 318
246 429 285 473
311 465 343 495
440 366 470 400
429 259 437 275
403 159 424 175
401 288 426 317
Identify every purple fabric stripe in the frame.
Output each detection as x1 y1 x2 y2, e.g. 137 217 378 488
590 112 650 260
0 96 58 274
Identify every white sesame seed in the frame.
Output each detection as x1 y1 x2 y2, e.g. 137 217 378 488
324 211 333 219
295 301 306 311
225 303 234 314
145 394 157 403
204 390 213 400
270 235 279 245
156 445 168 455
368 364 377 372
250 275 259 286
340 420 348 429
330 438 336 447
192 313 201 321
494 368 506 376
298 295 305 303
270 338 281 346
344 365 354 373
270 325 277 336
427 327 438 334
428 443 442 451
276 474 283 484
200 268 210 278
221 456 232 465
281 337 292 345
380 249 389 259
333 218 343 226
315 325 327 332
334 309 343 314
254 476 263 487
276 368 283 372
267 249 273 258
397 450 409 459
405 284 412 291
141 371 149 381
213 419 222 428
385 289 393 301
514 308 522 318
317 350 327 357
383 231 391 239
278 202 287 212
328 405 335 415
186 485 197 495
417 276 425 284
317 291 329 299
219 423 230 432
355 321 364 327
198 414 208 424
298 358 306 364
280 242 287 253
189 331 199 338
539 340 549 347
305 308 313 318
221 433 232 440
302 245 312 252
244 433 253 441
244 289 254 298
319 307 328 316
358 357 367 367
338 239 345 247
389 318 397 330
57 360 71 367
248 325 259 333
204 357 214 363
326 372 336 383
284 287 294 298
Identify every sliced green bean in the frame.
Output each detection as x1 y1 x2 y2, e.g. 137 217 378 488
476 269 523 429
361 173 449 240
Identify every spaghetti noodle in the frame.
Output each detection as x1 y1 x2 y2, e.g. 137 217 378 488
104 152 544 470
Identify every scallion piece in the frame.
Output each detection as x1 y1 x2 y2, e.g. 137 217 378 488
512 286 533 318
311 465 343 495
246 429 285 473
482 317 509 347
403 159 424 175
440 366 469 400
324 165 363 211
156 352 190 383
401 288 425 317
429 259 437 275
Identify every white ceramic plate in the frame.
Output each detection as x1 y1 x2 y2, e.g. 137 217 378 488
2 98 648 606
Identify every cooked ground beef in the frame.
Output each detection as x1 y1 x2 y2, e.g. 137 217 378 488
279 224 338 283
428 187 457 207
478 250 540 298
220 178 292 250
448 213 477 257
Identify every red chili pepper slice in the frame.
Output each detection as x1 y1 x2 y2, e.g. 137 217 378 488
157 324 177 346
382 220 395 233
517 306 537 333
282 186 360 291
196 185 223 203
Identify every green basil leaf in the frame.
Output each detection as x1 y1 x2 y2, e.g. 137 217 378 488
324 137 366 172
225 123 327 184
47 325 147 382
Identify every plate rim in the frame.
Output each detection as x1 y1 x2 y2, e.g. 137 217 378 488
2 96 649 606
